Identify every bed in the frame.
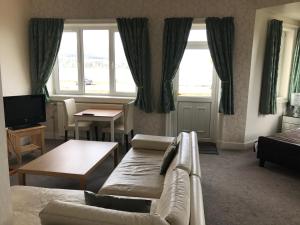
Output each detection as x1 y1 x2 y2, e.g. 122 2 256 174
257 128 300 169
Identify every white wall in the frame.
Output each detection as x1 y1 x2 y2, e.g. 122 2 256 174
0 0 31 96
0 1 31 224
244 9 299 143
0 69 12 225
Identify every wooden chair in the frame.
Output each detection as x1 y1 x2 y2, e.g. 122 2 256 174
102 101 134 151
63 98 93 141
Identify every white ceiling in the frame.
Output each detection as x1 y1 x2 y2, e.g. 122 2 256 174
264 2 300 20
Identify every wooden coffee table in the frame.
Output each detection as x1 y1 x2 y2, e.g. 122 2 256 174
18 140 119 190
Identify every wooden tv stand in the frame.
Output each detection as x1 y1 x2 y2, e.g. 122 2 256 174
7 125 46 165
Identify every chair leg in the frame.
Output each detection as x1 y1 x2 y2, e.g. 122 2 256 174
130 130 134 139
102 133 105 141
87 131 90 140
64 130 68 142
94 127 98 141
125 134 129 152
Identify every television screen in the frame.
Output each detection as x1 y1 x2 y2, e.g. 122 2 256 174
3 94 46 129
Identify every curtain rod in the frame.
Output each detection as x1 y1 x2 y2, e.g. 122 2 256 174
65 17 206 24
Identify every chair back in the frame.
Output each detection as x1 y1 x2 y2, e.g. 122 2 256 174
123 101 134 133
63 98 77 128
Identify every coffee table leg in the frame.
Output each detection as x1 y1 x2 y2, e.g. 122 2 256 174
113 146 119 167
18 173 26 185
110 120 114 142
79 177 86 190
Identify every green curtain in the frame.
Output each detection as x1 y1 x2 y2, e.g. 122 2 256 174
117 18 153 113
29 18 64 100
206 17 235 115
259 19 283 114
288 28 300 102
160 18 193 113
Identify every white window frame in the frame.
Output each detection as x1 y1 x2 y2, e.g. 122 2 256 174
53 22 136 97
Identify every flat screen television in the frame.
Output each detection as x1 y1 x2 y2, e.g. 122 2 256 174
3 94 46 129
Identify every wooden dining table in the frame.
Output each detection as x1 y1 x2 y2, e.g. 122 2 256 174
74 109 123 142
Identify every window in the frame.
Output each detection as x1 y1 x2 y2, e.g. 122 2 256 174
277 26 297 99
57 31 79 91
53 23 136 96
177 25 215 97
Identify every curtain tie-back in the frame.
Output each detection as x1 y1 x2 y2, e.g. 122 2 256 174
137 86 144 89
221 81 229 83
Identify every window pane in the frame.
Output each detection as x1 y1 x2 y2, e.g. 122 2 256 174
114 32 136 93
178 49 213 97
83 30 109 94
188 29 207 42
58 32 79 91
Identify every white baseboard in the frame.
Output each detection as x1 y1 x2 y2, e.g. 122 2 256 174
217 139 257 150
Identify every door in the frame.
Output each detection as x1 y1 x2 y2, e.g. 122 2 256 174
178 102 211 138
169 23 219 142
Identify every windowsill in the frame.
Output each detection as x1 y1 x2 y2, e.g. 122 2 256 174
49 94 135 104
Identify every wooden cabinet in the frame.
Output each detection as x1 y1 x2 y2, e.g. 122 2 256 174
177 102 211 139
7 125 46 165
282 116 300 132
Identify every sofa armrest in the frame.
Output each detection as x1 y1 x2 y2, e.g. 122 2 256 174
190 175 206 225
40 200 167 225
131 134 175 151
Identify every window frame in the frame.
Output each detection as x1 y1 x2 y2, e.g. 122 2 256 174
52 22 136 97
175 24 217 100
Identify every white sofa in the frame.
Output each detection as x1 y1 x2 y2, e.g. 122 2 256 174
11 131 205 225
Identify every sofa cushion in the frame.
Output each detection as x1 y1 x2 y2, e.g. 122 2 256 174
99 149 165 199
160 144 178 175
154 168 190 225
131 134 175 151
40 200 168 225
175 132 192 174
11 186 85 225
84 191 151 213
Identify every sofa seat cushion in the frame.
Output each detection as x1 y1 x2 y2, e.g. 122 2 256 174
99 149 165 199
11 185 85 225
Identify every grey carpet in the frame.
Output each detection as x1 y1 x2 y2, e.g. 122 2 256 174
9 141 300 225
200 149 300 225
